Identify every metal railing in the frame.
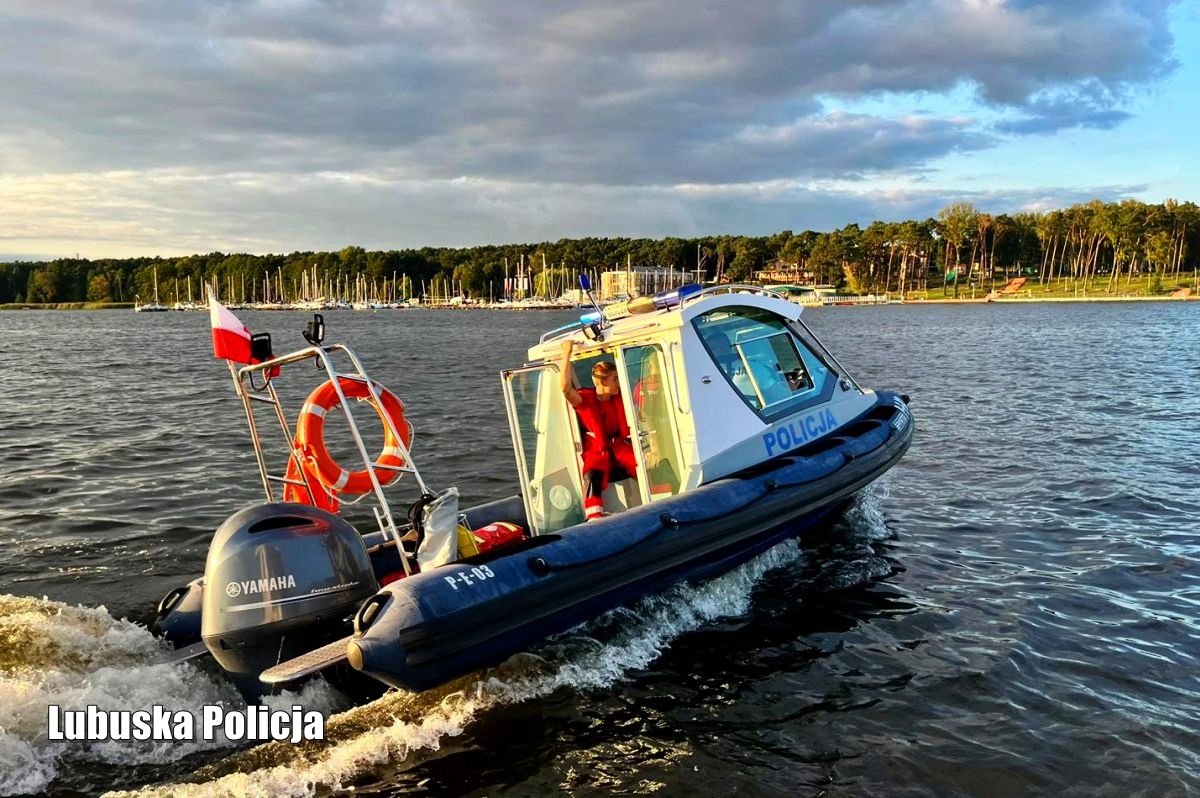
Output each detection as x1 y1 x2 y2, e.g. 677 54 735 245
679 285 790 307
230 344 431 576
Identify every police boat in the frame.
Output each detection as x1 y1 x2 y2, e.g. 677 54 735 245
152 283 913 697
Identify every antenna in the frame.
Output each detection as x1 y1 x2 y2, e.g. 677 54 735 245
576 274 609 340
578 274 604 317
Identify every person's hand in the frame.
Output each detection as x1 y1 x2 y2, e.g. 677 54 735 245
559 338 581 404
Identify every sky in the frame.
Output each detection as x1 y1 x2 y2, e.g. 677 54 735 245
0 0 1196 260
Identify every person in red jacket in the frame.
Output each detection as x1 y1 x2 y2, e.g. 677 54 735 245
559 339 638 520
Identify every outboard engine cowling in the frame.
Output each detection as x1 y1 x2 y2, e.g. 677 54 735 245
201 503 378 697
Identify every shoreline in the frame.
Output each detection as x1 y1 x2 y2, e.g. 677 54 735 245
2 295 1197 311
904 295 1198 304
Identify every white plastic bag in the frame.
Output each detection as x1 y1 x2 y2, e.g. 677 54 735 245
417 487 459 570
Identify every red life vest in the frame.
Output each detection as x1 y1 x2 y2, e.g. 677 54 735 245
574 388 637 480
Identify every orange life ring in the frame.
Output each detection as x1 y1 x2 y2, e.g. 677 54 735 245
294 377 414 496
283 454 340 512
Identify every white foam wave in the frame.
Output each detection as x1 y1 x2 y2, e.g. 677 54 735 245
838 479 892 543
5 489 893 797
258 680 346 721
0 738 54 798
492 536 805 699
806 483 898 591
0 596 243 796
106 538 807 798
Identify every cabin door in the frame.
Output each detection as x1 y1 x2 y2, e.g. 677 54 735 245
501 364 586 535
620 344 684 501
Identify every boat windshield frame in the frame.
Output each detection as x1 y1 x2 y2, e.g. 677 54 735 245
501 362 589 535
690 304 845 421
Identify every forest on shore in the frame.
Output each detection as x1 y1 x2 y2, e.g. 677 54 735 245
1 198 1196 305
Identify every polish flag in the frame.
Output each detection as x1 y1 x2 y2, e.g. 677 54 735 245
208 287 252 363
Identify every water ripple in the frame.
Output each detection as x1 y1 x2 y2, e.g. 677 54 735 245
0 304 1196 796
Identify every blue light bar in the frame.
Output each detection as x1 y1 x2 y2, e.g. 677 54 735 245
652 283 702 309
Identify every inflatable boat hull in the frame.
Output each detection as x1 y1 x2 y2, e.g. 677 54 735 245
349 391 913 692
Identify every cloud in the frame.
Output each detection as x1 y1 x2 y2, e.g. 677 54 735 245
0 167 1149 258
0 0 1184 254
994 81 1135 133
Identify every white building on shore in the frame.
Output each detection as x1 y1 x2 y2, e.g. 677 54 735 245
599 266 703 301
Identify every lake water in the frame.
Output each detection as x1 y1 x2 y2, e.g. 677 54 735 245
0 302 1197 797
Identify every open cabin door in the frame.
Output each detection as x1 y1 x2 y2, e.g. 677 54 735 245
619 344 685 502
502 364 586 535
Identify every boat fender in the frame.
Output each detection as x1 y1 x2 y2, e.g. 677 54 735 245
368 497 435 584
295 377 414 495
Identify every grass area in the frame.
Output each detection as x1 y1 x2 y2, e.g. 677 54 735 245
905 273 1196 301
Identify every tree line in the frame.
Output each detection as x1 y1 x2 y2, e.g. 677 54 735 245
2 198 1196 304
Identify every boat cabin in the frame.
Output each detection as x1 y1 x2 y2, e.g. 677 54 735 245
502 287 878 535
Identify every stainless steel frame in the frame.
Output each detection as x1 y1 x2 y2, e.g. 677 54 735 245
229 344 432 576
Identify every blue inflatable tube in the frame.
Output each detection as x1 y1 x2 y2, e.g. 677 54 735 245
348 391 913 691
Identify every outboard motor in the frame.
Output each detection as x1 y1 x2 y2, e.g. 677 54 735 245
200 503 379 698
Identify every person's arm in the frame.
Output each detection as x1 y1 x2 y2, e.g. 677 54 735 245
559 339 582 407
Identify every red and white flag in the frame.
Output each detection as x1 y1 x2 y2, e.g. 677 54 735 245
208 287 252 363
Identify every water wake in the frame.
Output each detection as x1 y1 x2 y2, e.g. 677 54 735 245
0 596 248 796
105 488 890 797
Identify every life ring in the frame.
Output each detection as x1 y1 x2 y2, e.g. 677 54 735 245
295 377 414 496
282 454 339 513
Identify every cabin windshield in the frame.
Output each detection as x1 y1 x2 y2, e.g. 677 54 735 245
692 306 834 416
